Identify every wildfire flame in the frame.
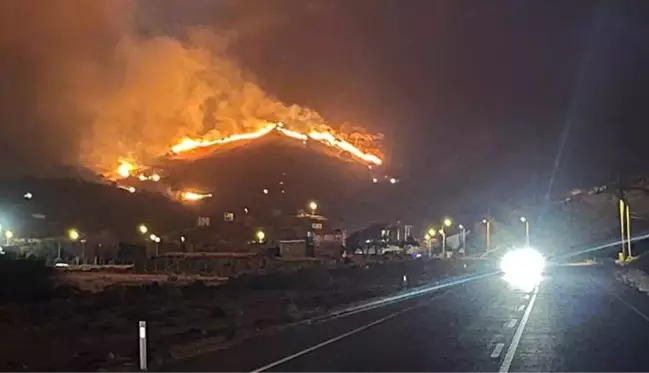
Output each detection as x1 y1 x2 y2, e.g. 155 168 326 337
181 191 213 201
169 122 383 166
117 160 137 178
171 124 277 154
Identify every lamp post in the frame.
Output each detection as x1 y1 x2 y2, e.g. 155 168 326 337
458 224 466 254
482 219 491 252
520 216 530 247
426 228 436 258
439 229 447 257
4 230 14 246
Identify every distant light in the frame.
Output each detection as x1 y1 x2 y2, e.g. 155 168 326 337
281 189 285 194
279 181 284 185
424 233 431 240
482 219 488 224
154 236 161 243
67 229 79 241
372 178 378 183
138 224 148 234
256 230 266 242
138 174 147 181
459 224 464 230
263 189 269 195
180 236 186 243
149 234 157 241
128 186 136 193
443 218 452 227
520 216 527 223
389 177 397 184
500 247 545 291
151 174 161 182
308 201 318 212
427 228 437 236
4 230 14 239
24 192 33 200
244 207 249 214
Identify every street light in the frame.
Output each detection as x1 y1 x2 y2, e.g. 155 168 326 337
308 201 318 215
4 230 14 245
138 224 148 235
520 216 530 247
458 224 466 254
68 229 80 241
256 230 266 243
443 218 452 227
439 229 447 257
482 219 491 252
427 228 437 236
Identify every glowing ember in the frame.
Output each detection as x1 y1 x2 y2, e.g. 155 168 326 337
181 191 213 201
117 160 137 178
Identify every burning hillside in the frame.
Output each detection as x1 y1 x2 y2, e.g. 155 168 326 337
0 1 385 194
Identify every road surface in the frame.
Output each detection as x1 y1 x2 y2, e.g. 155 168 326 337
163 266 649 372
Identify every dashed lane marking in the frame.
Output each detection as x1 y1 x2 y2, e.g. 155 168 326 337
505 319 518 329
491 343 505 358
499 284 540 373
517 304 526 312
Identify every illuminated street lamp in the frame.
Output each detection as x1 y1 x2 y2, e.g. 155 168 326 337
68 229 80 241
4 230 14 245
443 218 453 228
256 230 266 243
138 224 148 235
439 229 447 256
482 219 491 252
520 216 530 247
458 224 466 254
308 201 318 215
427 228 437 237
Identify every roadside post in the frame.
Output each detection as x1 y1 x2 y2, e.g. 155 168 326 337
139 321 147 371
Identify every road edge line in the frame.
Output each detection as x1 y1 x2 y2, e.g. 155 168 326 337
249 292 449 372
498 285 540 373
589 274 649 323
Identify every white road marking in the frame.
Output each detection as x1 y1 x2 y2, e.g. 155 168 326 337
505 319 518 329
523 294 530 300
499 284 540 373
491 343 505 358
517 304 526 312
249 292 449 372
589 275 649 323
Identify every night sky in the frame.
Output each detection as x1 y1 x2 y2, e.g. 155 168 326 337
2 0 649 229
140 0 649 221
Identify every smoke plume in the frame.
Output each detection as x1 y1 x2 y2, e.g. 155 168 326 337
0 0 379 177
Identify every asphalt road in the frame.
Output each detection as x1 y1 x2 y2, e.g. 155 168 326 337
163 266 649 372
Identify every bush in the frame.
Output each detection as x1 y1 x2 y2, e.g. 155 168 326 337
0 256 55 302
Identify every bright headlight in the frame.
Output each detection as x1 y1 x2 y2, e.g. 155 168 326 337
500 247 545 291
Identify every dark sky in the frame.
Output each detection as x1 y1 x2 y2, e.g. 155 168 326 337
141 0 649 222
2 0 649 228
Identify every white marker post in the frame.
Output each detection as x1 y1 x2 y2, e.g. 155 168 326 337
139 321 147 371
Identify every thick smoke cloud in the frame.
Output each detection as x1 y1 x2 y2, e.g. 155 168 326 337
0 0 131 175
0 0 379 177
